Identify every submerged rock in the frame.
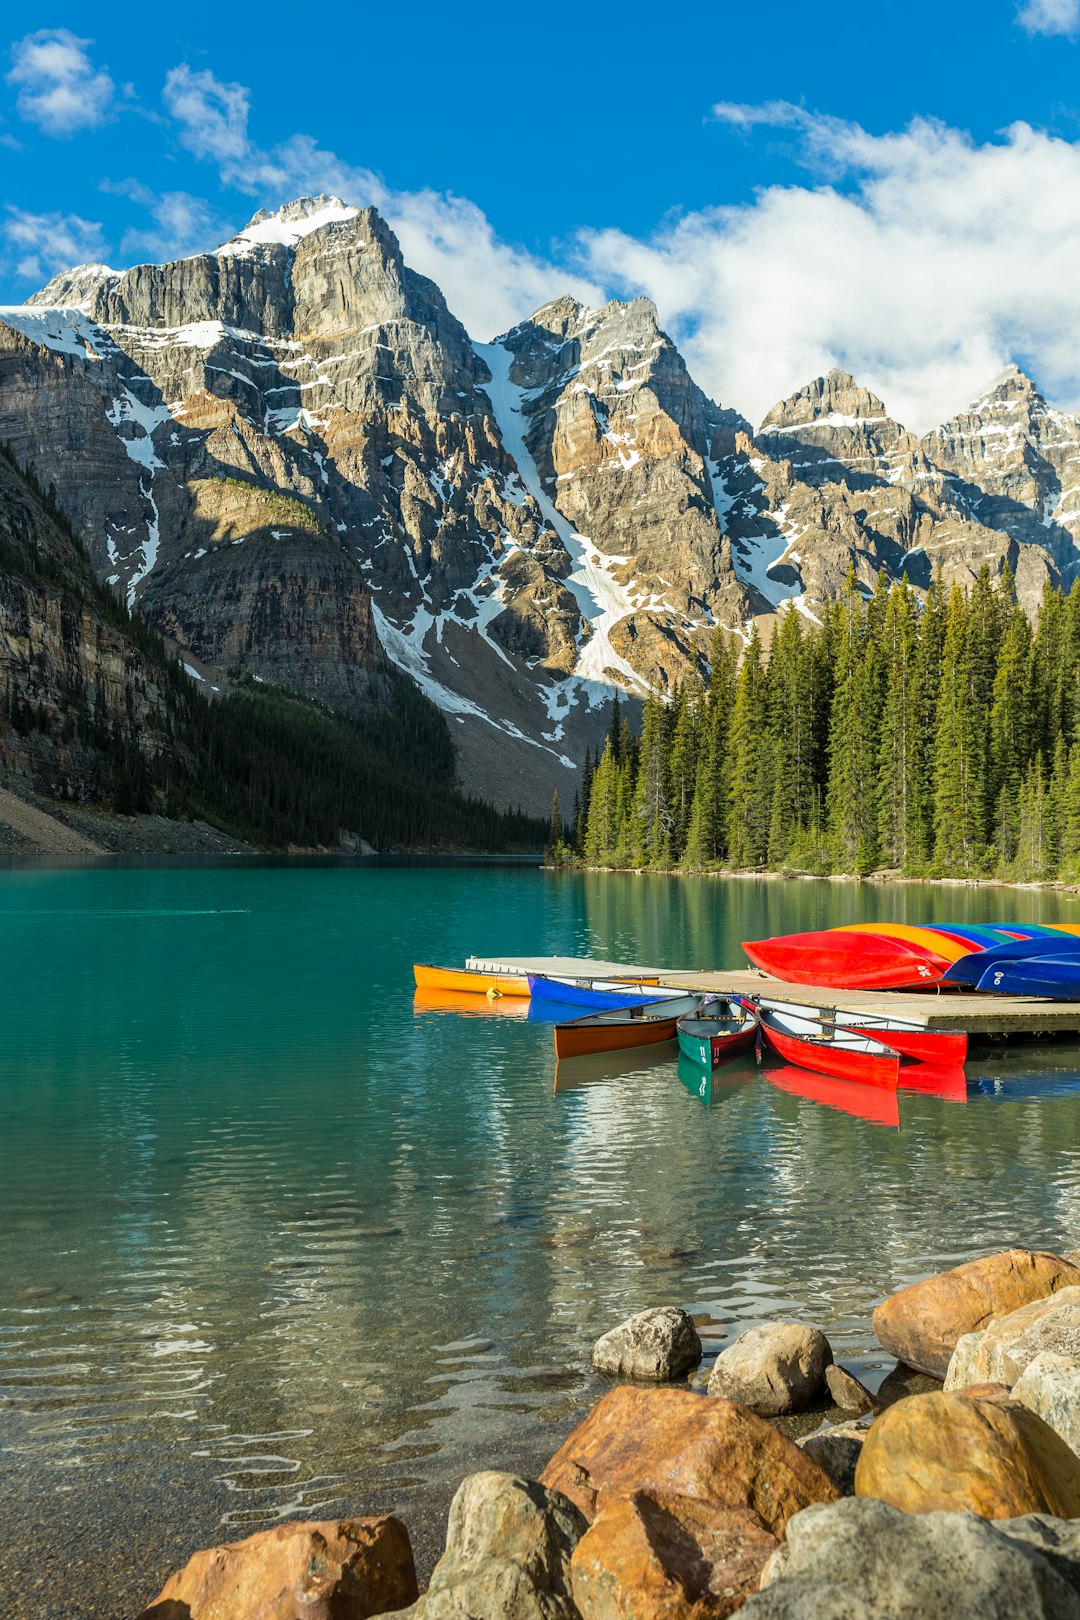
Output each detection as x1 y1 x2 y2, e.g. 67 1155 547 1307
591 1307 702 1383
854 1388 1080 1518
707 1324 832 1416
136 1516 418 1620
571 1490 778 1619
872 1249 1080 1379
539 1386 840 1533
742 1497 1080 1619
401 1471 584 1620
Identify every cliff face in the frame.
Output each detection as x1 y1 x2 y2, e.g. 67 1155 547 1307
2 197 1079 811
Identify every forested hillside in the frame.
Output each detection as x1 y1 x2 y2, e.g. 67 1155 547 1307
0 445 543 852
561 568 1080 882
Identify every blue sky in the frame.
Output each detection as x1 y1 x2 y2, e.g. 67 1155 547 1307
2 0 1080 428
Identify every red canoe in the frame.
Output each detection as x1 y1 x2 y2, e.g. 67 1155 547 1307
743 929 952 989
754 997 967 1066
759 1007 901 1088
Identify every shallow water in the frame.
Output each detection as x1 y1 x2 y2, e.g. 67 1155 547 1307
4 862 1080 1616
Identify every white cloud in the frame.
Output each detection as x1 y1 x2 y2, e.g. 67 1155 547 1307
102 179 230 264
3 207 107 284
7 29 113 136
579 111 1080 431
160 65 601 338
1017 0 1080 36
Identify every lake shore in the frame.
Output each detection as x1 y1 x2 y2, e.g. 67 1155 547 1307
556 861 1080 895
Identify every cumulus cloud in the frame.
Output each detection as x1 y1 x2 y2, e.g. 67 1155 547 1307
1017 0 1080 36
579 111 1080 431
3 206 107 283
101 178 231 264
160 65 601 337
7 29 113 136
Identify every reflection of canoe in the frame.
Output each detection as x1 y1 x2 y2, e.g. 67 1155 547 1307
742 929 951 989
897 1063 968 1102
554 995 702 1061
412 987 530 1020
676 1052 757 1105
554 1045 684 1092
766 1064 901 1127
759 1007 900 1088
754 996 967 1065
413 963 530 997
676 998 760 1070
529 973 666 1012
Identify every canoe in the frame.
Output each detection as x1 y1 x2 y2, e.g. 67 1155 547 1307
753 996 967 1065
943 933 1080 986
413 963 530 997
676 998 760 1070
758 1007 901 1088
529 973 667 1012
742 929 952 989
766 1063 901 1128
974 954 1080 999
554 994 702 1061
831 923 976 965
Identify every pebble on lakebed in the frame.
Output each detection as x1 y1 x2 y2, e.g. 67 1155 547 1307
134 1244 1080 1620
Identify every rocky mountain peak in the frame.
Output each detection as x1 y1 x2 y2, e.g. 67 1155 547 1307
528 296 590 340
218 194 360 255
25 262 119 310
759 369 897 435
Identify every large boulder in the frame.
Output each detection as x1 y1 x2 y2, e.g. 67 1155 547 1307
539 1386 840 1534
1015 1354 1080 1457
740 1497 1080 1619
854 1389 1080 1518
591 1307 703 1383
945 1288 1080 1390
706 1325 832 1416
570 1490 779 1619
136 1517 417 1620
872 1250 1080 1379
400 1471 585 1620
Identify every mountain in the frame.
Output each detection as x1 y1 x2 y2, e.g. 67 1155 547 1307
1 195 1076 813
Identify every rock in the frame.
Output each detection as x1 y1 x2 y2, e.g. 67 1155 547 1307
570 1490 779 1619
740 1497 1080 1619
945 1286 1080 1389
707 1324 832 1416
1014 1354 1080 1456
591 1307 702 1383
872 1250 1080 1379
823 1365 875 1415
539 1386 840 1534
874 1361 942 1408
854 1388 1080 1518
798 1423 868 1496
401 1471 584 1619
136 1516 418 1620
996 1514 1080 1597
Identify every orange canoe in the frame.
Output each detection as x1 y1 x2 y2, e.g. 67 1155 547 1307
413 962 531 997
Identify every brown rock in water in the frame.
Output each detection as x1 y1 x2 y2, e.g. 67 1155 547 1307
854 1389 1080 1518
707 1324 832 1416
798 1422 869 1496
872 1250 1080 1379
539 1386 840 1534
824 1364 876 1415
136 1516 417 1619
571 1490 779 1619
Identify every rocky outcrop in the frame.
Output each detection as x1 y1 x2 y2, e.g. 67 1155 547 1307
591 1307 702 1383
1014 1354 1080 1458
706 1324 833 1415
945 1286 1080 1390
853 1388 1080 1518
872 1250 1080 1378
136 1515 418 1619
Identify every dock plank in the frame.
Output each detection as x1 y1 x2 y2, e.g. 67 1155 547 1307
467 955 1080 1036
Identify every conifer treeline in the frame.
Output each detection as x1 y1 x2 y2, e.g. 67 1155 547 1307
555 568 1080 882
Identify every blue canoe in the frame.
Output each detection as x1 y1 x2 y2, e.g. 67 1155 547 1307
945 933 1080 986
527 973 674 1012
975 953 1080 998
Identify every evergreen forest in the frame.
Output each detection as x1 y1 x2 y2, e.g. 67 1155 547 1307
553 568 1080 883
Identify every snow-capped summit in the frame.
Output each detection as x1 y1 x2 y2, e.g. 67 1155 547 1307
217 195 359 255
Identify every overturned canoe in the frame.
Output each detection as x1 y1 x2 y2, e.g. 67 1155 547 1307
554 994 702 1061
975 954 1080 999
677 998 760 1070
742 928 953 989
413 963 531 997
943 933 1080 987
758 1006 901 1088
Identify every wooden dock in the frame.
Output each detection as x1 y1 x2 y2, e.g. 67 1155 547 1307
466 954 1080 1037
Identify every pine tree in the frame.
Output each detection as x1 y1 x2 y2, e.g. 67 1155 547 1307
988 606 1034 865
726 627 770 867
826 576 880 874
767 605 815 865
877 579 926 870
932 587 985 871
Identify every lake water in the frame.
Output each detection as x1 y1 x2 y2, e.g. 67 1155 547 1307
5 861 1080 1617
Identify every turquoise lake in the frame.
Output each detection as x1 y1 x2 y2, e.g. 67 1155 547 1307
5 860 1080 1617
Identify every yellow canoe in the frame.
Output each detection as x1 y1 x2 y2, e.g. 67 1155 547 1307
412 962 531 998
831 922 974 965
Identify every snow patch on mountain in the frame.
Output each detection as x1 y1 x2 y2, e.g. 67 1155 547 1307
217 195 359 256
